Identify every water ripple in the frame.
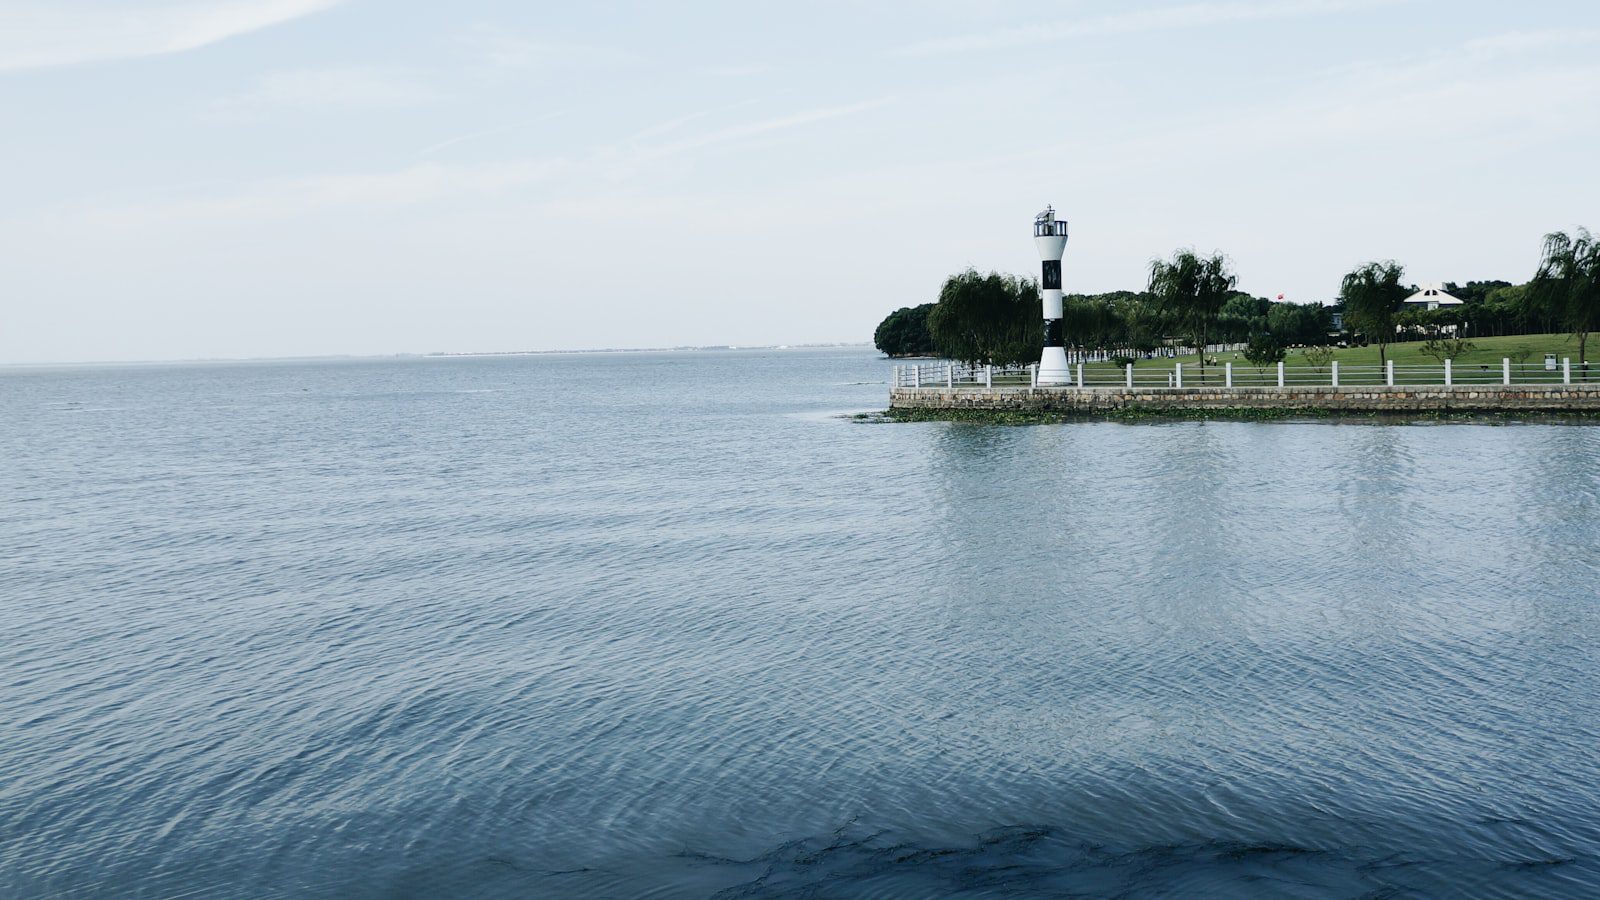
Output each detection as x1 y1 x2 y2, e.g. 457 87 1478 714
3 351 1600 896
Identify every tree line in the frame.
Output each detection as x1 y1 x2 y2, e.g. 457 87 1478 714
874 228 1600 366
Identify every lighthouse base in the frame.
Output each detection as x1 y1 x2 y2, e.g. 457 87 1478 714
1038 347 1072 385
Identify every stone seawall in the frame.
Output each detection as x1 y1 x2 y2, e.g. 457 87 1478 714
889 384 1600 413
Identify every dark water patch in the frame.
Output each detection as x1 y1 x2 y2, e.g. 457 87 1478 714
1507 857 1576 870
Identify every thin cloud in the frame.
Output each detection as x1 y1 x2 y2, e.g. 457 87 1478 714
1082 33 1600 171
417 114 567 158
0 0 343 72
1315 27 1600 93
894 0 1399 56
643 98 895 158
59 99 892 225
621 99 761 145
460 25 636 71
68 157 575 226
705 64 771 78
1463 28 1600 59
215 66 444 117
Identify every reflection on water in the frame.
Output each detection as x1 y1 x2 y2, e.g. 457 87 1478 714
2 349 1600 897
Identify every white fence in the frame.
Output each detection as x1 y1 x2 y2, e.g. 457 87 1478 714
893 358 1595 390
1054 343 1248 363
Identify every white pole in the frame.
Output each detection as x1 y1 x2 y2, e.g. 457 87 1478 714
985 364 992 388
1277 361 1285 387
1030 363 1037 387
1076 362 1084 388
946 363 953 388
894 364 900 387
1331 360 1339 387
1126 363 1134 388
1502 358 1511 386
1564 358 1572 384
1445 358 1452 386
1225 362 1233 388
1386 359 1394 387
1175 362 1183 388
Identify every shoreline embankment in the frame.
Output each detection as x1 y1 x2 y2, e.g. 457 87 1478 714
889 384 1600 417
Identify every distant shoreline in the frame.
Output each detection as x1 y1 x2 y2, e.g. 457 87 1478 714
0 343 873 369
426 342 870 358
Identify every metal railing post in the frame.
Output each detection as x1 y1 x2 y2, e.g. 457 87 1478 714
1277 361 1284 387
1126 364 1134 388
913 365 920 388
1445 358 1452 386
1076 362 1084 388
1502 358 1511 385
1386 360 1394 386
1029 364 1037 387
1225 362 1233 388
1331 361 1339 387
985 364 992 388
946 364 953 388
1564 358 1572 384
1175 362 1183 388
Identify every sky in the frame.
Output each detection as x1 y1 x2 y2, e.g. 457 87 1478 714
3 0 1599 363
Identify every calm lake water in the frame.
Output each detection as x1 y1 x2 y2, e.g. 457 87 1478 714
4 347 1600 898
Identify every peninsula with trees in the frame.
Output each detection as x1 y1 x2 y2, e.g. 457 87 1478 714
881 228 1600 417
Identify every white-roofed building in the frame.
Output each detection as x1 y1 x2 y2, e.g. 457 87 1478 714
1402 283 1465 311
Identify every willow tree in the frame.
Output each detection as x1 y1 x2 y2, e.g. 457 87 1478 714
1061 295 1122 356
1148 250 1237 378
1114 292 1166 353
1527 229 1600 367
926 269 1042 368
1340 261 1409 366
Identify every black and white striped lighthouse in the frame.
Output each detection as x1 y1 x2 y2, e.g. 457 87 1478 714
1034 206 1071 384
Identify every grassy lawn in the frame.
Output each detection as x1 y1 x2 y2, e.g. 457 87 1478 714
915 333 1595 387
1059 333 1595 386
1117 332 1584 369
1293 333 1584 369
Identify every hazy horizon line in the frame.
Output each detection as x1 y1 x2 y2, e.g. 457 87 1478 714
0 340 875 370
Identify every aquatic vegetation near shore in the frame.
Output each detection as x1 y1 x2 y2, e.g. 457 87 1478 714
865 407 1600 425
